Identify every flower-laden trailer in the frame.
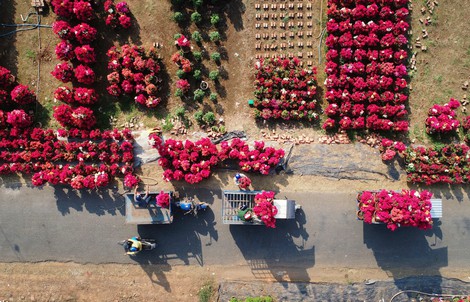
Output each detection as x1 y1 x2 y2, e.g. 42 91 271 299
356 190 442 231
222 190 301 227
125 191 174 224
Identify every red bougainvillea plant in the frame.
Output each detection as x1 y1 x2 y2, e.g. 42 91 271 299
323 0 410 132
106 44 162 108
253 57 318 121
425 98 460 134
357 189 433 231
253 191 278 228
148 134 285 184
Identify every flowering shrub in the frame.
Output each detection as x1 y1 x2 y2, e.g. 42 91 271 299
73 1 94 21
73 23 97 45
123 173 140 188
156 191 170 208
73 87 98 105
55 41 75 61
253 57 318 121
104 0 132 29
74 64 95 85
150 135 285 183
0 66 15 88
51 0 74 18
106 44 162 108
74 45 96 64
176 35 191 48
253 191 278 228
54 86 73 103
6 109 32 128
358 190 433 231
404 144 470 185
425 98 460 134
10 84 36 105
51 62 74 83
323 0 410 132
52 20 74 40
379 138 406 161
462 116 470 131
171 52 192 73
176 79 190 94
238 176 251 189
53 104 96 129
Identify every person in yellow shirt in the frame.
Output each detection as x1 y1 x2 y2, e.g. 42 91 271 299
125 237 142 255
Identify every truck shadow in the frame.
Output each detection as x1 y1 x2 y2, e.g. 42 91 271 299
363 221 448 299
229 210 313 286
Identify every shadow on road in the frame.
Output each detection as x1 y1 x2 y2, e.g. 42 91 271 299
128 207 218 292
53 185 126 216
363 220 448 299
230 209 313 285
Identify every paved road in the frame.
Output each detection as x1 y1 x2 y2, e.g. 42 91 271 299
1 184 470 281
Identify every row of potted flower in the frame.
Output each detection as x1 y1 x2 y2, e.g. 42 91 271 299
253 57 319 121
357 189 433 231
106 44 163 108
323 0 410 132
148 134 285 184
404 144 470 185
425 98 461 134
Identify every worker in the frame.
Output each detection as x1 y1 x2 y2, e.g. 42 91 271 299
125 236 143 255
237 205 254 222
134 185 151 207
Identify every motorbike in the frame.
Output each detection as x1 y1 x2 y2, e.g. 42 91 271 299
118 237 156 255
175 197 209 216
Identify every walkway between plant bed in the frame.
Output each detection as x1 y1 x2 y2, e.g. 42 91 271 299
218 276 470 301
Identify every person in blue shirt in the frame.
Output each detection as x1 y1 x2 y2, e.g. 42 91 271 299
134 185 151 207
125 237 142 255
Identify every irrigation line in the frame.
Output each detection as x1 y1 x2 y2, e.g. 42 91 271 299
390 290 468 302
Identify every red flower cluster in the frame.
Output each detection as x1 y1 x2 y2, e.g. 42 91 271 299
425 98 460 134
176 79 191 94
238 176 252 189
156 191 170 208
171 52 192 73
123 173 140 188
6 110 32 128
176 35 191 48
405 144 470 185
219 139 285 175
51 5 98 127
323 0 410 132
10 84 36 105
253 57 318 121
358 189 433 231
0 127 137 190
53 104 96 129
106 45 162 108
104 0 132 29
379 138 406 161
253 191 278 228
462 116 470 131
150 135 285 183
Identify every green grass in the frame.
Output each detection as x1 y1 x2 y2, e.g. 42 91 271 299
25 49 36 60
162 114 174 131
198 280 215 302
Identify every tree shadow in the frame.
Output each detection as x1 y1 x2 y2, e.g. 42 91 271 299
0 0 19 76
223 0 245 32
229 211 313 286
363 221 447 299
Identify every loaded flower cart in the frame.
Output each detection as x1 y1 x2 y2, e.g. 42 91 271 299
125 190 174 224
222 190 301 228
356 190 442 231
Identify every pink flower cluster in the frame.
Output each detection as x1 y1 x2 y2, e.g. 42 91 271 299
123 173 140 188
253 57 318 121
405 144 470 185
323 0 410 132
0 65 36 129
219 138 285 175
53 104 97 129
0 127 137 190
176 35 191 48
358 189 433 231
379 138 406 161
425 98 460 134
106 45 162 108
149 135 285 184
238 176 252 189
156 191 170 208
253 191 278 228
104 0 132 29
